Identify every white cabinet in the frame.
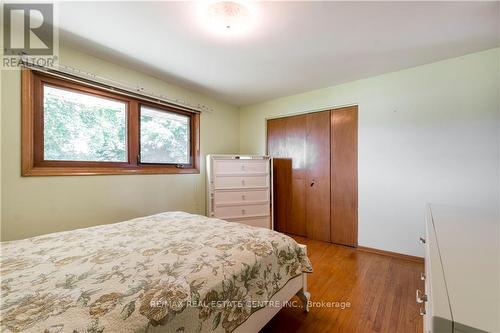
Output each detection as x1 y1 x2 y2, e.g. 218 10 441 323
420 205 499 333
207 155 272 229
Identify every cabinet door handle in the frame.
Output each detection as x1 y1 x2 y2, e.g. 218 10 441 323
310 179 315 187
420 272 426 281
416 289 428 303
419 237 426 244
419 307 426 316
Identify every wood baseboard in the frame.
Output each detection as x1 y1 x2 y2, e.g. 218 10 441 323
357 246 424 264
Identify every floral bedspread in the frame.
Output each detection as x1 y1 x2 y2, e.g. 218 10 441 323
0 212 312 333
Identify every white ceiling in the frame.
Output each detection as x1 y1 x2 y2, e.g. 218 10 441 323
57 1 499 106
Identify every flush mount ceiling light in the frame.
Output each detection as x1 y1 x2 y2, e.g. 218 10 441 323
198 0 256 36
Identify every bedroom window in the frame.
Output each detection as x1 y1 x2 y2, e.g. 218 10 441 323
43 85 128 162
140 105 190 165
21 68 200 176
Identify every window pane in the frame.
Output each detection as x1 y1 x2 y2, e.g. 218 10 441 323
140 106 190 164
43 85 127 162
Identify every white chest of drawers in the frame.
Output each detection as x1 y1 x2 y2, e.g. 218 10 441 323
206 155 272 229
420 205 499 333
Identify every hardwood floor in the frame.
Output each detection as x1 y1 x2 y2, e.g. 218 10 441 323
261 236 424 333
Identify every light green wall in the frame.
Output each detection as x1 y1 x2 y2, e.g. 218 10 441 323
2 46 498 255
0 46 240 241
239 48 500 256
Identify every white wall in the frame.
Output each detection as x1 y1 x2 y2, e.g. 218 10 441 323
239 48 500 257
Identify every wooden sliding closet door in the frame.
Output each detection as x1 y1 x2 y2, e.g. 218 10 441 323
330 106 358 247
284 115 307 236
268 107 358 245
267 111 330 240
305 112 331 242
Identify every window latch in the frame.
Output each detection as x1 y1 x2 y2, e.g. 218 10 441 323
176 164 185 169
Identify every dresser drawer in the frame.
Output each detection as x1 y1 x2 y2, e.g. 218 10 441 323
214 176 268 189
226 216 270 229
214 189 269 205
214 160 268 175
215 203 269 219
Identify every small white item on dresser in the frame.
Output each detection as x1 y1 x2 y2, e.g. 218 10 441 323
206 155 272 229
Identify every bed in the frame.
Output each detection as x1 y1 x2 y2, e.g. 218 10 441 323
0 212 312 332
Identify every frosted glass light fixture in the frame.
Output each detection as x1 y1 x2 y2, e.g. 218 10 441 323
199 1 256 36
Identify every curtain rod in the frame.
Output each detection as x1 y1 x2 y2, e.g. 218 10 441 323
20 59 213 114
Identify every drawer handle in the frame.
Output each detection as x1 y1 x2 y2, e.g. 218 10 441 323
242 209 246 215
420 272 426 281
416 289 428 303
419 307 426 316
241 194 246 200
419 237 426 244
241 179 246 185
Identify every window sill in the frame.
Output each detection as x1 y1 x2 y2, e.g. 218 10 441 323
21 165 200 176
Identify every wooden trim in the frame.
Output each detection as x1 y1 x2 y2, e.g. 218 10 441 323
38 74 136 104
21 68 200 176
264 103 358 121
21 68 35 176
22 166 200 177
192 112 201 172
128 101 139 165
357 246 424 264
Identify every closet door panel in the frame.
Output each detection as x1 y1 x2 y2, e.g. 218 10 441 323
284 115 307 236
267 118 287 158
306 111 331 242
268 118 288 233
288 178 307 236
331 106 358 247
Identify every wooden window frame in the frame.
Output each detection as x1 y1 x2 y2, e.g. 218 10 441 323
21 68 200 176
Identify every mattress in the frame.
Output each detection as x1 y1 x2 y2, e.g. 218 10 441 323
0 212 312 332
